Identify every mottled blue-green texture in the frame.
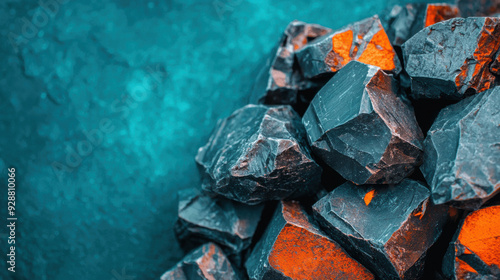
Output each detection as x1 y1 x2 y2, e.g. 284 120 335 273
0 0 427 279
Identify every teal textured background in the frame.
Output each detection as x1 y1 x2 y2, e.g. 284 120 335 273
0 0 446 279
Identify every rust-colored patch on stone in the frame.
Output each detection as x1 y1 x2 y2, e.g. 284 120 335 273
357 29 397 72
457 206 500 268
269 225 374 280
425 4 459 27
247 201 375 280
364 189 376 206
455 17 500 94
328 30 354 72
305 16 401 77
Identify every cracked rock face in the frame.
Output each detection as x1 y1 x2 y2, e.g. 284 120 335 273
457 0 500 17
385 3 458 48
443 206 500 280
403 17 500 100
196 104 322 205
245 201 374 280
160 243 241 280
421 87 500 210
250 20 332 106
312 179 450 280
303 61 423 185
296 16 401 79
174 188 264 256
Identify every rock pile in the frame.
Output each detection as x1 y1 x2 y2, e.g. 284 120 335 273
160 1 500 279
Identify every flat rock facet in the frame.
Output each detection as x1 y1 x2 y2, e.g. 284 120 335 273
245 201 374 280
174 188 264 256
197 104 322 205
457 0 500 17
312 179 450 280
403 17 500 99
421 87 500 210
250 21 331 105
296 16 401 79
443 206 500 279
303 61 423 185
385 3 458 48
160 243 241 280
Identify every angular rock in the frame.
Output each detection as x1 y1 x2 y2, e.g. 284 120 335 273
443 206 500 279
250 21 332 105
174 188 264 256
196 104 322 205
296 16 401 79
457 0 500 17
421 87 500 210
303 61 423 185
403 17 500 100
312 179 450 280
245 201 374 280
160 243 241 280
385 3 458 48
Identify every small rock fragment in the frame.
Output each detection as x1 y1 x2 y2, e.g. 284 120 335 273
245 201 374 280
443 206 500 279
403 17 500 99
250 21 331 105
296 15 401 79
174 188 264 256
303 61 423 185
197 105 322 205
160 243 241 280
385 3 458 48
312 179 450 280
457 0 500 17
421 87 500 210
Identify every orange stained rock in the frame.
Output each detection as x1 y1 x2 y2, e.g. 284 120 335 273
455 17 500 93
269 224 374 280
456 259 478 279
457 206 500 269
329 30 354 72
357 29 397 72
424 4 459 27
364 189 376 206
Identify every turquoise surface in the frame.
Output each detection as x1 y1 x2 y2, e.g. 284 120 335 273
0 0 438 279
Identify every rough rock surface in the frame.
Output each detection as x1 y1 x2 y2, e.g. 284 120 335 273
250 21 332 105
385 3 458 48
312 179 450 280
443 206 500 280
245 201 374 280
296 16 401 79
303 61 423 185
457 0 500 17
174 188 264 256
421 87 500 210
403 17 500 100
160 243 241 280
196 104 322 205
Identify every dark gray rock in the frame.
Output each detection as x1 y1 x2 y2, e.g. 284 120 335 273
245 201 374 280
250 21 331 106
174 188 264 257
160 242 241 280
457 0 500 17
421 87 500 210
296 15 401 79
442 206 500 280
312 179 450 280
385 3 458 48
303 61 423 185
197 104 322 205
402 17 500 100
